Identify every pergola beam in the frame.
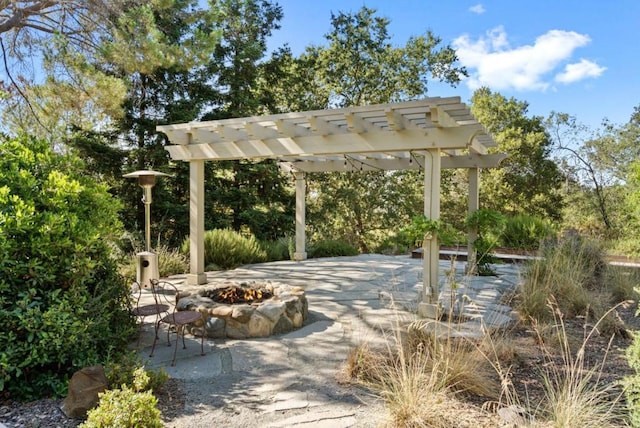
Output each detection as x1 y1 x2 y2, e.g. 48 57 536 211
165 126 487 161
284 153 507 172
346 112 381 133
385 108 413 131
275 119 312 138
308 115 343 135
430 106 459 128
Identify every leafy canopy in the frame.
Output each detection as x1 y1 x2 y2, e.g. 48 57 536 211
471 87 565 221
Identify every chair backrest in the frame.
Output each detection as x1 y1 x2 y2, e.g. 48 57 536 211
131 279 178 312
150 279 179 307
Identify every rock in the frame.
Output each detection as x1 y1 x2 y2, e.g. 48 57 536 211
497 405 534 426
231 305 255 323
176 295 212 311
272 314 294 334
256 301 286 322
209 305 233 317
248 312 273 337
292 312 303 328
204 316 226 338
61 365 108 419
226 319 250 339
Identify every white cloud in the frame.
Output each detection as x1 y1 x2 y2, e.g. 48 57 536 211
555 59 606 83
452 26 603 92
469 4 485 14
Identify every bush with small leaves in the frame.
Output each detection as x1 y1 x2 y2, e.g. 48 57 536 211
182 228 267 270
308 239 359 258
81 368 163 428
104 351 168 393
0 135 135 399
258 237 291 262
501 213 557 250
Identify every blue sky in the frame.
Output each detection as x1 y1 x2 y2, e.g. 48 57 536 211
266 0 639 129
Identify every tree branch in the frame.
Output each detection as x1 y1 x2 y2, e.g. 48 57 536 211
0 35 49 131
0 1 59 34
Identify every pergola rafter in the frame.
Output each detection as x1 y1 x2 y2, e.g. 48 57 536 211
157 96 505 318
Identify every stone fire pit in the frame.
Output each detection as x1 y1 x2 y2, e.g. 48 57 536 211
175 281 308 339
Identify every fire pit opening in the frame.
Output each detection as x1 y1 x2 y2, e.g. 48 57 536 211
176 280 308 339
205 285 273 304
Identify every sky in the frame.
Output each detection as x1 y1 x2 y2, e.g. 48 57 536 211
265 0 639 129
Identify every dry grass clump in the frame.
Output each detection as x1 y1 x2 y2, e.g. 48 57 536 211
402 325 499 398
533 306 627 427
344 322 502 427
516 236 632 338
517 237 604 322
345 310 628 427
511 236 632 426
606 264 640 303
477 307 627 428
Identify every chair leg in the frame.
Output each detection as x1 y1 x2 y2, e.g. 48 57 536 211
149 320 162 358
153 314 162 340
200 327 205 356
171 326 181 367
134 317 143 347
181 326 188 350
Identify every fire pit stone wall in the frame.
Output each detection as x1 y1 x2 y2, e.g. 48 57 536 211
175 281 308 339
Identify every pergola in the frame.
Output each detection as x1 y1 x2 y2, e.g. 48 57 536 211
157 96 505 318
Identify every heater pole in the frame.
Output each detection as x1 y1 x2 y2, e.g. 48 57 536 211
123 170 169 288
143 186 152 252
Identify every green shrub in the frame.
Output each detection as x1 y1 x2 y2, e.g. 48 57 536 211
308 239 359 258
0 135 136 400
258 237 291 262
501 214 557 250
624 326 640 427
81 368 163 428
156 245 189 277
399 215 443 248
437 223 466 247
375 237 411 255
104 351 168 393
182 228 267 270
608 237 640 258
379 215 464 255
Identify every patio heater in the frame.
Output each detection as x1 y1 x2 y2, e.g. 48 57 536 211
123 170 169 287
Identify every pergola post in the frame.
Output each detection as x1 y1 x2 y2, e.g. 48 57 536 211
293 172 307 261
418 149 441 319
187 159 207 285
467 167 480 275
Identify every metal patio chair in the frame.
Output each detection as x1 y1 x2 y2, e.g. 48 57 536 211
148 280 205 366
131 280 171 346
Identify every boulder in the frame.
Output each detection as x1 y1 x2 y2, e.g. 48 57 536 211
61 365 108 419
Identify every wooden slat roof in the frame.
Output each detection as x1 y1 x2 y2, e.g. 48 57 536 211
157 97 504 172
